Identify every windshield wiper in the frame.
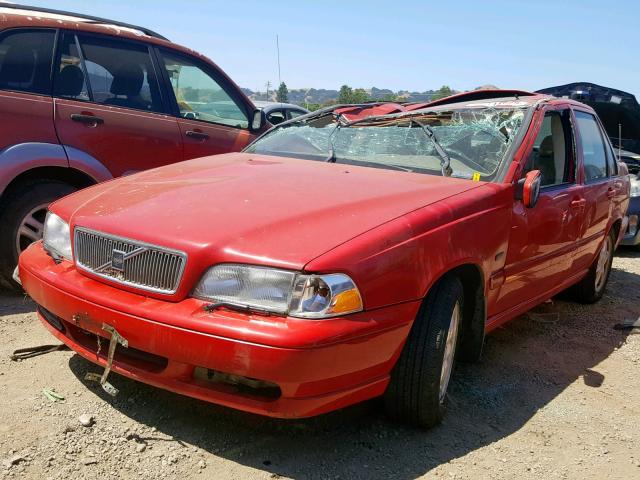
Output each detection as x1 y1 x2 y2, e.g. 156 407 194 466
325 113 347 163
410 119 452 177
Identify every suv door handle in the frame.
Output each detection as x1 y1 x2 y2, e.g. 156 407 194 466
70 114 104 126
570 198 586 209
185 130 209 140
606 187 616 199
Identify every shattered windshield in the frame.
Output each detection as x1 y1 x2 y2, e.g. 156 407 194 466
245 105 528 181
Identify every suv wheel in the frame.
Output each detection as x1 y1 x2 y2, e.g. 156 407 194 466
0 180 77 290
384 275 463 428
570 229 615 304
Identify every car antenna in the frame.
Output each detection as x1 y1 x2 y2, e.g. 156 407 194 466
618 123 622 159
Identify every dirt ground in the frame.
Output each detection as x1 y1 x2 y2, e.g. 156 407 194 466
0 252 639 480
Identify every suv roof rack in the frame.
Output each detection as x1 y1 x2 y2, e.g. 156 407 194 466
0 2 168 41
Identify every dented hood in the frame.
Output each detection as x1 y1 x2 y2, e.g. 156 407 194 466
54 152 479 272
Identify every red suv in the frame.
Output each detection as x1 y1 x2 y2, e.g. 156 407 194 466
19 91 630 428
0 3 267 288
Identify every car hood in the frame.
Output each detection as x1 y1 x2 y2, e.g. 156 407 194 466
55 152 480 290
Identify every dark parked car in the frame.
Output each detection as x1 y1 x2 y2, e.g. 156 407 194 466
537 82 640 249
0 3 268 289
253 101 309 125
617 149 640 248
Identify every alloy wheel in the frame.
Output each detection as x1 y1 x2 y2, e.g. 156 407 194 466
439 301 461 403
594 235 613 292
15 204 48 255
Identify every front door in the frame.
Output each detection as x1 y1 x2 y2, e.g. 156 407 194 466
53 32 183 177
157 48 254 160
493 107 586 316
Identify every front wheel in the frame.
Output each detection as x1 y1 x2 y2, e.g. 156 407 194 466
384 275 463 428
570 229 615 304
0 180 76 290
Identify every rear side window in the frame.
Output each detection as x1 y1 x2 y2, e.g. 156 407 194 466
0 29 55 95
288 109 306 120
575 111 608 181
54 33 164 113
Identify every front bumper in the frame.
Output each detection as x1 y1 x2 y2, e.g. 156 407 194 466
621 197 640 246
20 242 417 418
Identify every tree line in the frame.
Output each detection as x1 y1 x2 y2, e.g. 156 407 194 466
274 82 455 111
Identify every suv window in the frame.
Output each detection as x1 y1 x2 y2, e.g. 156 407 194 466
575 110 608 181
0 29 55 95
160 50 248 129
524 110 574 187
54 33 164 113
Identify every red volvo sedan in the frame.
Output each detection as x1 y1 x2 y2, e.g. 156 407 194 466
19 91 629 428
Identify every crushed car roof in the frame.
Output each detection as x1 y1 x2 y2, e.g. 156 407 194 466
295 90 550 124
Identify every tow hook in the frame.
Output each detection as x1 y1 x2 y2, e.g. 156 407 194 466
85 323 128 397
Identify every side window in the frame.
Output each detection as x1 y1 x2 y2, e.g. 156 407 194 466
524 110 574 187
575 111 608 181
288 109 305 120
160 50 248 129
0 29 55 95
605 139 618 176
267 109 286 125
54 33 90 101
54 33 164 113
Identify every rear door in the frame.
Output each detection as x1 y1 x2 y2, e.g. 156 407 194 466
494 106 586 314
53 32 183 177
156 48 254 160
571 109 622 270
0 28 58 154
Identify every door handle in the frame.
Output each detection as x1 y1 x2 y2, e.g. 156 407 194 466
185 130 209 140
70 113 104 126
606 187 616 199
570 198 586 209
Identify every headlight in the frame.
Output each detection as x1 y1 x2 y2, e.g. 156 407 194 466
193 264 363 319
43 212 72 260
630 175 640 197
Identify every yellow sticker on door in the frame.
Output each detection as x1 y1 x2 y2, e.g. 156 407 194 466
472 172 481 182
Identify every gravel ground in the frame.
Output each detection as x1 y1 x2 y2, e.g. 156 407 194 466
1 250 639 480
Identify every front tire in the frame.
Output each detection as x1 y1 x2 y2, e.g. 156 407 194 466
570 229 615 304
384 275 463 428
0 180 76 290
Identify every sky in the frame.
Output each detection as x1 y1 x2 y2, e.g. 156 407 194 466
24 0 640 98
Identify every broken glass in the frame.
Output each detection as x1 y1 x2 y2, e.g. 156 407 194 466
245 106 527 181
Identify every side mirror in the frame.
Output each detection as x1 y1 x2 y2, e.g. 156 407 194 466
515 169 542 208
250 109 266 131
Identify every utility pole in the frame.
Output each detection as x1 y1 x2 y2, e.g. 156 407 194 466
265 81 271 100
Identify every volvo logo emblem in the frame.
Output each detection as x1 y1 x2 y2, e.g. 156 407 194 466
95 247 148 273
111 249 126 271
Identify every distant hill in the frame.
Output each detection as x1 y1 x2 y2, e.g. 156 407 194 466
241 86 450 105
